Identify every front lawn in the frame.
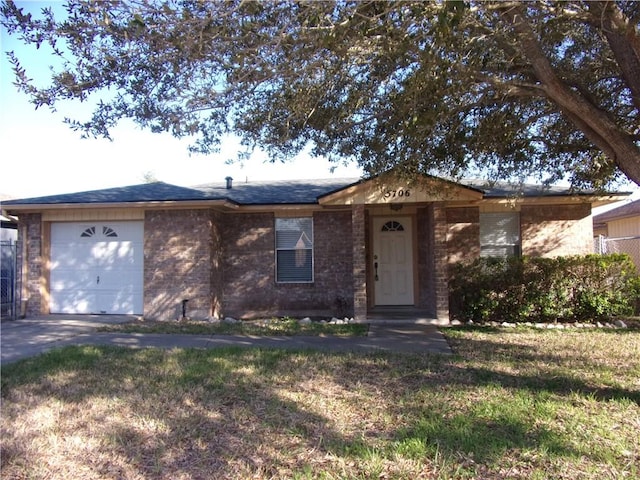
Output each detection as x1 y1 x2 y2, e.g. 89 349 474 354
1 327 638 479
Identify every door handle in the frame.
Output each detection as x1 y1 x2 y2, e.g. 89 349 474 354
374 262 379 281
97 275 100 285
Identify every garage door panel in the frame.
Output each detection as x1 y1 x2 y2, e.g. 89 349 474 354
94 243 142 269
50 221 143 315
51 243 96 270
98 287 143 315
51 291 97 314
51 269 97 290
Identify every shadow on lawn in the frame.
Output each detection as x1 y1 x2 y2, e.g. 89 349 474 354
1 346 357 479
2 338 638 477
443 330 640 405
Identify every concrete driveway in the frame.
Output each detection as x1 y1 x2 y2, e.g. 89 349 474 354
1 315 135 365
1 315 452 365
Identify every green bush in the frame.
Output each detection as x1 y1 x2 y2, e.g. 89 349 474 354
449 254 640 323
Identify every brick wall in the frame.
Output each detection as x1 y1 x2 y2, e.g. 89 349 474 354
432 204 450 321
521 203 593 257
222 210 354 319
352 205 366 320
416 207 434 315
210 210 224 319
19 213 44 316
446 207 480 264
144 209 215 320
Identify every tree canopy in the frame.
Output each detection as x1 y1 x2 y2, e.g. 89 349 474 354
2 0 639 187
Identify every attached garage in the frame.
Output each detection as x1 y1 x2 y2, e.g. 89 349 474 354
50 221 143 314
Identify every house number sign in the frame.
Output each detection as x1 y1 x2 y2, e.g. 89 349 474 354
383 188 411 200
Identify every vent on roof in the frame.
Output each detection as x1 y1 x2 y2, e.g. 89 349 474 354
225 176 233 189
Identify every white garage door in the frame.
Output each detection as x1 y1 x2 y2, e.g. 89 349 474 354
50 221 143 314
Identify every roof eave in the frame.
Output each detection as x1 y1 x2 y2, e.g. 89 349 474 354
480 192 630 207
2 199 239 215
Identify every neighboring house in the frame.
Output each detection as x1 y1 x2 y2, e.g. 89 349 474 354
1 173 627 323
593 199 640 271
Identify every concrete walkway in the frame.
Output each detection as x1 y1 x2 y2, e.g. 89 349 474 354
1 315 452 365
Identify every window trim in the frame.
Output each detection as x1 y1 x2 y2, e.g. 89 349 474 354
275 217 314 283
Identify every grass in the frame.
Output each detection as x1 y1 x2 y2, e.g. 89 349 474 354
97 318 369 337
1 327 639 479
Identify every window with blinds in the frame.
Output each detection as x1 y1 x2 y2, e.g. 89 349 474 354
275 217 313 282
480 212 521 258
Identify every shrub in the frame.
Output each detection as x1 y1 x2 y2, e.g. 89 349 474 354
449 254 640 323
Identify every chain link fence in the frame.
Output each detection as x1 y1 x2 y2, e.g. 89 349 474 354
1 240 20 320
594 235 640 272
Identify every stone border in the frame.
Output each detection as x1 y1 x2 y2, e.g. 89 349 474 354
448 319 631 329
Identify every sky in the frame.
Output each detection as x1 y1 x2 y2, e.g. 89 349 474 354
0 2 362 200
0 2 637 212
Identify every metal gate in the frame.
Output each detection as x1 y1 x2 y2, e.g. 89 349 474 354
1 240 20 320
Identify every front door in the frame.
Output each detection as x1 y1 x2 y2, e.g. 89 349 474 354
373 217 414 305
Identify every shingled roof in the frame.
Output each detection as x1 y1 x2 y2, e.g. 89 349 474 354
0 178 360 206
0 176 615 208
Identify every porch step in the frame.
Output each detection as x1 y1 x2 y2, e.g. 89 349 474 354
366 308 445 325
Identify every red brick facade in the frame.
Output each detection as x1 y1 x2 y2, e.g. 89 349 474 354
20 213 44 317
221 210 355 319
15 200 596 322
352 205 367 320
521 204 593 257
144 209 216 321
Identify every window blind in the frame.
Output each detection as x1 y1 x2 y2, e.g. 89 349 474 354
480 212 521 258
275 217 313 282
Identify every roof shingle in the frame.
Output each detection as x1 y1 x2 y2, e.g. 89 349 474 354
0 176 612 207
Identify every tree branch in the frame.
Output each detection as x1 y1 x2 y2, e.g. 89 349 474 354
586 1 640 111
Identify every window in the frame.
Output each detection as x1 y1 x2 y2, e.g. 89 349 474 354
80 225 118 238
381 221 404 232
480 212 521 257
103 226 118 237
80 226 96 238
275 217 313 282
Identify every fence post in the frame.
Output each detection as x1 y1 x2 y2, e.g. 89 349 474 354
596 235 607 254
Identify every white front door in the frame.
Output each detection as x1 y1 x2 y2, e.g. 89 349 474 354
50 222 144 314
373 217 414 305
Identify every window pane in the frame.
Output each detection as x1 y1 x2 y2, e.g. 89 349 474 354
275 218 313 248
481 245 518 257
275 217 313 282
480 213 520 258
277 250 313 282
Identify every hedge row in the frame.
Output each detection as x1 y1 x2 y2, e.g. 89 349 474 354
449 254 640 323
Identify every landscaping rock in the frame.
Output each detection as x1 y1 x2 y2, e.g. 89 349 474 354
614 319 628 328
299 317 312 324
223 316 239 324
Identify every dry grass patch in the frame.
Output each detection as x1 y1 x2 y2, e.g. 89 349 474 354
98 318 369 337
1 328 639 479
